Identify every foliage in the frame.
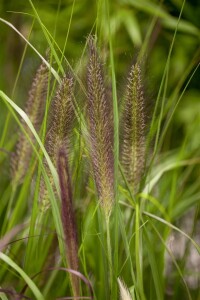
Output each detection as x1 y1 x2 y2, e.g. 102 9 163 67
0 0 200 299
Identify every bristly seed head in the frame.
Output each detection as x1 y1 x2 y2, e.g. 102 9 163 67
39 74 75 211
87 35 114 218
121 62 146 191
46 74 74 157
11 60 49 186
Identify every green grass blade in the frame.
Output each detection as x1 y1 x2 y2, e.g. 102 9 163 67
108 15 120 300
135 203 146 300
143 157 200 194
0 91 66 264
0 18 60 83
0 292 9 300
0 252 44 300
28 0 65 76
150 222 192 300
143 211 200 253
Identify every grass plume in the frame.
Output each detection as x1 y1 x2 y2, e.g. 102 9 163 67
40 74 75 210
87 35 114 218
11 60 49 186
57 145 79 297
121 62 146 191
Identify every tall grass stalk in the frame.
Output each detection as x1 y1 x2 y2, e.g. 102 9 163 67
135 203 145 300
105 0 120 297
86 34 115 296
57 146 79 297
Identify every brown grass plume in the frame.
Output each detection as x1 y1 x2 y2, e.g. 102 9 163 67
87 35 114 217
11 60 49 186
121 62 146 191
40 74 75 210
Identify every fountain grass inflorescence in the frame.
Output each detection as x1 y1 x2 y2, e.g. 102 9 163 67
11 60 49 186
87 35 114 218
121 62 147 192
39 74 75 211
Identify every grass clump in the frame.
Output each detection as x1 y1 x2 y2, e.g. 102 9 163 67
0 1 200 299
